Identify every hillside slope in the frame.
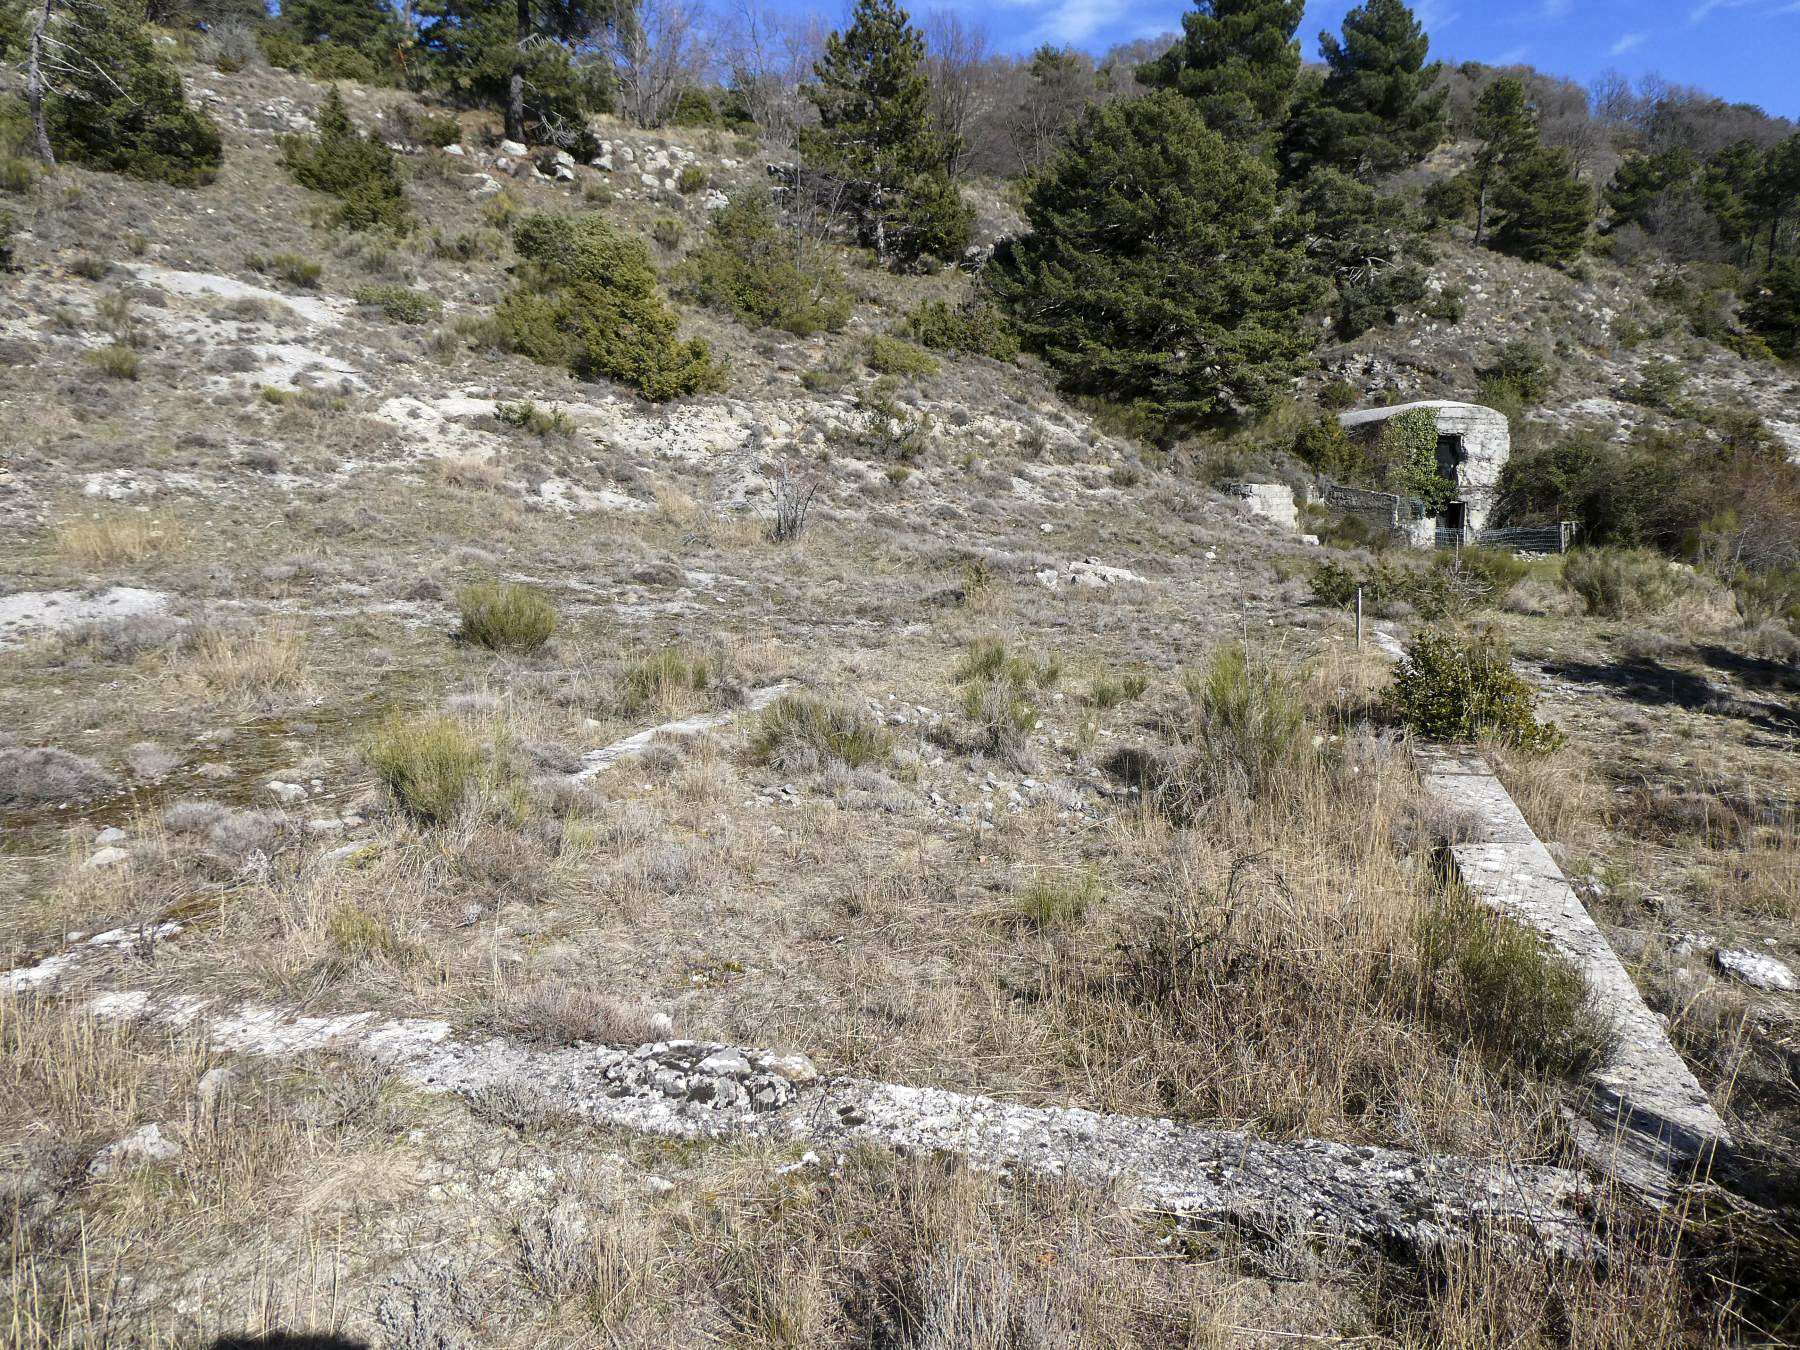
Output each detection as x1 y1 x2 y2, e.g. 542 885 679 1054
1 61 1797 1349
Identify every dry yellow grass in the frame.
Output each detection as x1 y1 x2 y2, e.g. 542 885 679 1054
184 625 307 699
52 512 186 566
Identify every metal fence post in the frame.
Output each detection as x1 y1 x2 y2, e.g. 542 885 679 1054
1356 587 1363 650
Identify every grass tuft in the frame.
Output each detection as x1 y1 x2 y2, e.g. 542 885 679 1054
748 692 891 773
455 583 556 654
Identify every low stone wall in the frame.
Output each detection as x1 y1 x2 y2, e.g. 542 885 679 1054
1415 747 1730 1185
81 988 1598 1258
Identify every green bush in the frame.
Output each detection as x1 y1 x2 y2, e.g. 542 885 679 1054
1385 627 1561 750
280 86 408 231
748 691 892 771
1317 378 1360 411
0 208 16 273
676 165 708 195
866 334 937 378
1088 671 1149 709
1741 260 1800 360
87 344 140 380
403 109 462 148
367 715 482 825
904 299 1018 360
44 0 222 186
494 400 573 436
1311 556 1457 617
455 582 557 653
954 638 1059 754
301 41 378 81
353 282 440 324
248 252 323 288
1446 546 1528 602
1476 339 1555 406
1292 414 1370 482
679 193 851 336
1622 358 1687 410
669 87 721 127
1421 889 1613 1077
494 211 723 402
0 157 37 193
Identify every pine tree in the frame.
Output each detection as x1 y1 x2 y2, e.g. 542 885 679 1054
1749 133 1800 263
1287 0 1445 180
37 0 223 185
1470 76 1536 245
1490 143 1592 266
1138 0 1305 147
280 86 408 230
1294 166 1427 336
800 0 972 267
1742 258 1800 357
414 0 623 143
986 90 1323 433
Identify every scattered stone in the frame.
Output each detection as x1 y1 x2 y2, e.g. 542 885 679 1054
265 780 307 804
95 827 127 846
1714 948 1797 992
88 1123 181 1178
643 1174 674 1196
497 139 528 157
84 846 131 870
196 1065 237 1119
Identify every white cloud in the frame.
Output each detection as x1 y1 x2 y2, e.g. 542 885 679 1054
1541 0 1572 18
1607 31 1646 54
1494 44 1529 64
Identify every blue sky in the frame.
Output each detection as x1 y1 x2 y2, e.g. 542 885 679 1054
902 0 1800 119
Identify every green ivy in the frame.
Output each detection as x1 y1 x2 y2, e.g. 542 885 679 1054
1380 406 1452 514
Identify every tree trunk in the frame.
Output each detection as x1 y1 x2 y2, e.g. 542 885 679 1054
507 0 529 144
26 0 56 166
1474 172 1488 247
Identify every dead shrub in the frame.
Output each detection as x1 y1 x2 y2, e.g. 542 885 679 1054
456 824 554 905
510 982 668 1046
187 625 306 697
0 747 121 805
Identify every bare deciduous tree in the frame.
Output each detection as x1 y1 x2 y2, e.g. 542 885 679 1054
604 0 716 129
719 0 821 149
764 454 819 543
922 9 989 180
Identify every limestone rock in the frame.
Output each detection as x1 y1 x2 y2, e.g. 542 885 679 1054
89 1123 181 1177
1714 948 1797 991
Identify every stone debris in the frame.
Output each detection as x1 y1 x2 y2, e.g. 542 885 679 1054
1035 558 1147 591
1 921 183 992
1714 948 1797 992
84 990 1597 1259
1415 747 1730 1182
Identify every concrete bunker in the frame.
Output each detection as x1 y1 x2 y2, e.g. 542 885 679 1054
1336 400 1511 544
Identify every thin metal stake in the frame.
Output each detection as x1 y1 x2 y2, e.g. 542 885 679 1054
1356 587 1363 649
